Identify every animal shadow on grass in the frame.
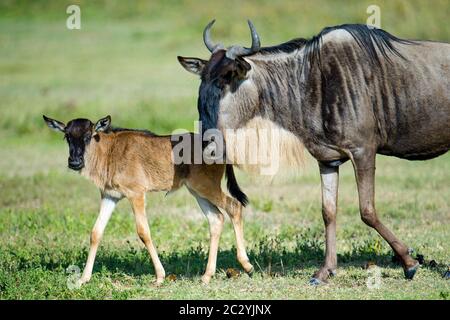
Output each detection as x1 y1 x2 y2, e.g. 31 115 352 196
13 234 443 280
17 236 419 279
156 241 443 279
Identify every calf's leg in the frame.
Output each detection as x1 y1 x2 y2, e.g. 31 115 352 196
187 168 253 277
219 194 254 274
191 190 225 284
129 194 165 285
78 196 117 285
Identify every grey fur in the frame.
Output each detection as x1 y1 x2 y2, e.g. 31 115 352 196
179 23 450 283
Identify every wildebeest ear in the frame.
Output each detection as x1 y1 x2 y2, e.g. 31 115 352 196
177 56 206 75
94 115 111 132
43 115 66 133
235 57 251 79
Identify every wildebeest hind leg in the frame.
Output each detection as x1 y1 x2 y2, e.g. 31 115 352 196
352 150 419 279
310 163 339 285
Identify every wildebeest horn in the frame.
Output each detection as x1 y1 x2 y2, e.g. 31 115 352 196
203 19 224 53
247 20 261 53
226 20 261 59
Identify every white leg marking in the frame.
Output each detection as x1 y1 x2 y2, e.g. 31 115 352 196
78 197 116 285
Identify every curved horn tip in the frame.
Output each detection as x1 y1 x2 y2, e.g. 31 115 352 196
205 19 216 29
203 19 219 53
246 20 261 52
247 20 258 35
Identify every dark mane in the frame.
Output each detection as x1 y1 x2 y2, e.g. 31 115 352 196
258 38 308 54
256 24 415 67
108 126 157 136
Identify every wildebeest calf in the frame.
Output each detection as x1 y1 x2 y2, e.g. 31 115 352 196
43 115 253 286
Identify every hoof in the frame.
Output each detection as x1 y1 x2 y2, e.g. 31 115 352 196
74 279 86 288
154 279 164 287
404 262 420 280
201 275 212 285
443 267 450 280
245 266 255 277
309 278 322 286
75 276 90 287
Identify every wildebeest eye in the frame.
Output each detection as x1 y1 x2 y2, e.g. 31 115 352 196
84 135 91 144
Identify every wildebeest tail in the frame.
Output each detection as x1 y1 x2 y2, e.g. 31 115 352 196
225 164 249 207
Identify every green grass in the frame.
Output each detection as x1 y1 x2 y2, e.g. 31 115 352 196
0 0 449 299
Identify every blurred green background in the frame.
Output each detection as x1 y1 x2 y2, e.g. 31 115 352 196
0 1 448 299
0 0 449 141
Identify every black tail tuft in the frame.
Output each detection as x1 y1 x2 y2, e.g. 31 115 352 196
225 164 249 207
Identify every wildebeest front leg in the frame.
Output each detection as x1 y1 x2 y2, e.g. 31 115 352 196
129 194 166 285
78 196 117 286
352 150 419 279
311 163 339 285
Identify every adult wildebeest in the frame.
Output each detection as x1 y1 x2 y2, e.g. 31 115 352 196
43 115 253 285
178 21 450 284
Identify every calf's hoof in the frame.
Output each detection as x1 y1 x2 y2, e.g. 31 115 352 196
245 264 254 276
201 275 212 285
75 279 87 288
154 277 165 287
75 276 91 287
404 262 420 280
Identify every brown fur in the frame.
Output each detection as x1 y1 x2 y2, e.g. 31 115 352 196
83 131 196 197
82 131 245 206
43 116 253 286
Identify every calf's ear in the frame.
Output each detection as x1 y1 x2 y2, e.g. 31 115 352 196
94 115 111 132
177 56 206 76
43 115 66 133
